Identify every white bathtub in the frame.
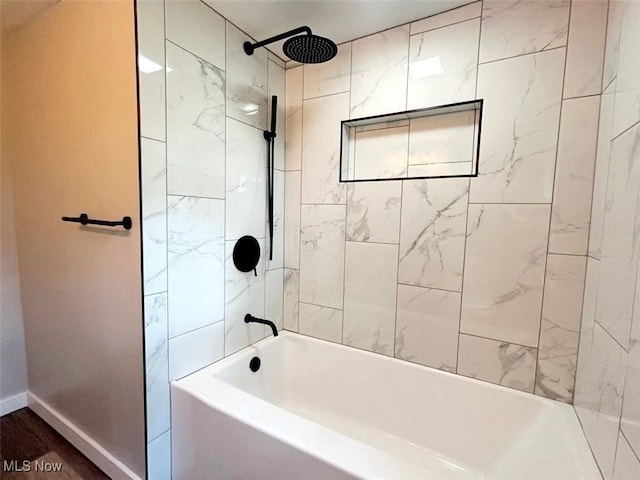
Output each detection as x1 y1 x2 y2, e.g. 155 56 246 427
171 332 600 480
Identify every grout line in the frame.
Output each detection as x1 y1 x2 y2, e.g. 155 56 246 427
459 331 539 351
166 193 225 201
563 93 603 101
594 319 630 353
223 17 228 356
165 38 225 73
533 31 570 393
148 427 170 445
394 180 406 358
341 209 348 344
168 318 225 342
397 282 462 295
547 252 591 258
602 75 616 95
599 0 613 95
611 119 640 143
620 429 640 465
304 88 351 103
296 65 305 333
456 182 472 373
410 15 482 38
456 2 482 374
478 45 566 67
140 135 166 144
466 201 553 205
574 405 606 480
161 0 172 455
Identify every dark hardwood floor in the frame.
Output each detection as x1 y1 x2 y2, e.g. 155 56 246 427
1 408 110 479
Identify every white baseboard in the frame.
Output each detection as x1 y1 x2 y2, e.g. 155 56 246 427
27 391 142 480
0 391 27 416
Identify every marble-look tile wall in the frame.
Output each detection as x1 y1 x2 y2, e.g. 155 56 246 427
574 1 640 478
137 1 285 477
284 0 608 406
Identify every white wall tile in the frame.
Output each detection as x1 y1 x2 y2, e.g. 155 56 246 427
471 48 564 203
169 321 224 380
612 0 640 138
596 257 638 353
410 2 481 35
226 22 268 130
407 19 479 110
575 258 600 406
166 43 225 198
461 204 550 347
137 0 166 141
343 242 398 355
596 124 640 350
395 285 460 372
399 178 468 292
224 239 266 355
301 93 349 204
457 334 537 393
613 432 640 480
299 303 343 343
535 254 586 403
602 0 623 89
225 118 266 240
621 264 640 457
141 138 167 296
285 67 303 171
268 60 286 171
601 123 640 260
303 43 351 99
284 171 301 268
350 25 409 118
479 0 569 64
165 0 225 70
268 52 285 68
589 82 616 259
148 430 171 480
549 96 600 255
265 268 284 332
283 268 299 331
299 205 345 308
168 196 225 337
144 293 169 442
346 181 401 244
575 323 628 480
562 0 607 99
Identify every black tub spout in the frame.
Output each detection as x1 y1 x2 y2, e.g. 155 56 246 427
244 314 278 337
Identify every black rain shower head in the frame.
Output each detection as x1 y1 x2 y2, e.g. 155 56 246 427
243 26 338 64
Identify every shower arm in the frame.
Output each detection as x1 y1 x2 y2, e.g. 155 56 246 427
244 26 312 55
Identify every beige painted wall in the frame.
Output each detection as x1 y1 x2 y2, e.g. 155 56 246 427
1 141 29 405
2 1 145 476
0 1 29 407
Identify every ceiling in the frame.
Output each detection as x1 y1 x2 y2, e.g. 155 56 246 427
204 0 471 62
1 0 471 58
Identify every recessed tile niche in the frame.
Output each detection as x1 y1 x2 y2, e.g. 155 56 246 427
340 100 482 182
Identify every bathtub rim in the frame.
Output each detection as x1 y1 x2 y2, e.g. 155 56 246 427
171 331 600 480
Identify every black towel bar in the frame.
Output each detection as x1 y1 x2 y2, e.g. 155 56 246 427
61 213 132 230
